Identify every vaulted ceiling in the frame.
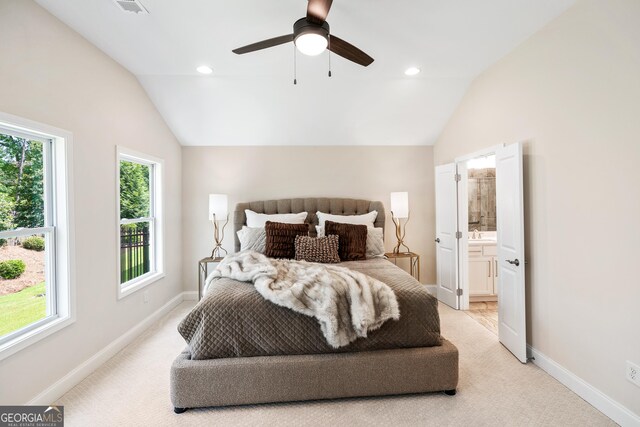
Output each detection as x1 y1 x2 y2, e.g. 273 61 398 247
36 0 575 146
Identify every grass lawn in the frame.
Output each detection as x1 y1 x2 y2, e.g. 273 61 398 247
121 246 149 283
0 282 46 336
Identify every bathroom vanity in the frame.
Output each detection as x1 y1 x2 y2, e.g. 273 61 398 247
469 239 498 301
467 163 498 302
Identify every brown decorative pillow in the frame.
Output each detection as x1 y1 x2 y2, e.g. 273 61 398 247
325 221 367 261
294 235 340 263
265 221 309 259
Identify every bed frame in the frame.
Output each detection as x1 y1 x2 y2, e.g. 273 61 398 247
170 198 459 412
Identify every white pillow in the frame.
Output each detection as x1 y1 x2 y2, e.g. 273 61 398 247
317 225 385 259
316 211 378 229
245 210 307 228
237 226 266 253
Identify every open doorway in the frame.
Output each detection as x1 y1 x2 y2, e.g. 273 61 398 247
435 142 527 362
464 155 498 336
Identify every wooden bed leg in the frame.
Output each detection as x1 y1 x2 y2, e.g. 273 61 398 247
444 389 456 396
174 407 187 414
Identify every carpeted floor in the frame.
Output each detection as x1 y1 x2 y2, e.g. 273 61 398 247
56 301 616 426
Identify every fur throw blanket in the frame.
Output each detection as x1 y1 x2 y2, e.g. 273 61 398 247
206 250 400 348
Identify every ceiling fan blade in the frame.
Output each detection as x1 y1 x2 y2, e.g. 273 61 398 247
232 34 294 55
306 0 333 25
328 35 374 67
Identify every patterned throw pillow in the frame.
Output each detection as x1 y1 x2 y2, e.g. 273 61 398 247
294 235 340 263
237 226 266 253
264 221 309 259
364 226 385 258
325 221 367 261
316 225 385 259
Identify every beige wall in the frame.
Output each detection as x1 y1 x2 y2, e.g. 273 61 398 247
182 146 436 287
0 0 182 404
435 0 640 415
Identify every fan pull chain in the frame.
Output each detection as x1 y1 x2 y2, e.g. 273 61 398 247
328 34 332 77
293 44 297 85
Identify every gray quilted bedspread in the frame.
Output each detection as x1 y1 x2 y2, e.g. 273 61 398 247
178 258 441 360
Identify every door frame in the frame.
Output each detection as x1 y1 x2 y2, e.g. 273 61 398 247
454 144 504 311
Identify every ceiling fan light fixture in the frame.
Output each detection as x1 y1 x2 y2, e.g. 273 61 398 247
295 33 328 56
231 9 374 67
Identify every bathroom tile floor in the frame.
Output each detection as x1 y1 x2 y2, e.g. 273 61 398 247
465 302 498 335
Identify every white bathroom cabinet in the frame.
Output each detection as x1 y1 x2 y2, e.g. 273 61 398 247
469 243 498 301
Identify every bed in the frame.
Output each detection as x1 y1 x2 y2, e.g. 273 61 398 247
170 198 458 412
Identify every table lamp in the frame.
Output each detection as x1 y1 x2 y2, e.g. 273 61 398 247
208 194 228 258
390 191 410 254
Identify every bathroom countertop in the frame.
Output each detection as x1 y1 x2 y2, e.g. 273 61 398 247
469 239 497 245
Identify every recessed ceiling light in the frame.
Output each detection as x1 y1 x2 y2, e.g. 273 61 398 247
404 67 421 76
197 65 213 75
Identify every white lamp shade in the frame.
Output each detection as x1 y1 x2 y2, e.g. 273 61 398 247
390 192 409 219
208 194 228 220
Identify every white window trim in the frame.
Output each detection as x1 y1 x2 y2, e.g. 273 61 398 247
116 146 164 299
0 111 76 362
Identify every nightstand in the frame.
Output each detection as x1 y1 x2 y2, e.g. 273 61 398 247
385 252 420 281
198 256 224 300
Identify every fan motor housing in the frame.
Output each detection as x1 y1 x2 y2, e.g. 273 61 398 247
293 18 330 43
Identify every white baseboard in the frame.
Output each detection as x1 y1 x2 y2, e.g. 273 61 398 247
425 284 437 296
182 291 198 301
528 345 640 427
28 291 190 405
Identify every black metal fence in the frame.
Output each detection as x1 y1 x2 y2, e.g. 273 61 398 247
120 224 150 283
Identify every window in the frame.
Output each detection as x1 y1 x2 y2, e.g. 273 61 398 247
117 147 163 298
0 112 74 361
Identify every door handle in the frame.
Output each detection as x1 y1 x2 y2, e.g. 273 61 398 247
495 259 498 277
507 258 520 267
435 238 440 243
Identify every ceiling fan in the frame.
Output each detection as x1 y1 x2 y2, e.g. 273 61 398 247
232 0 374 67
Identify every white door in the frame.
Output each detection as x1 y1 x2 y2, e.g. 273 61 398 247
435 163 459 309
456 161 470 310
496 143 527 363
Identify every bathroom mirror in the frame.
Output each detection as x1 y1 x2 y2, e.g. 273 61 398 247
467 155 496 232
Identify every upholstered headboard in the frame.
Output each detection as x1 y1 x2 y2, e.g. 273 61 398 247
234 198 385 252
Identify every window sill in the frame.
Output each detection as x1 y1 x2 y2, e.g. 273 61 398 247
0 314 75 362
118 271 165 299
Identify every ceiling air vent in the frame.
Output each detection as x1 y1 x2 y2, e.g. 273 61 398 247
113 0 148 14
